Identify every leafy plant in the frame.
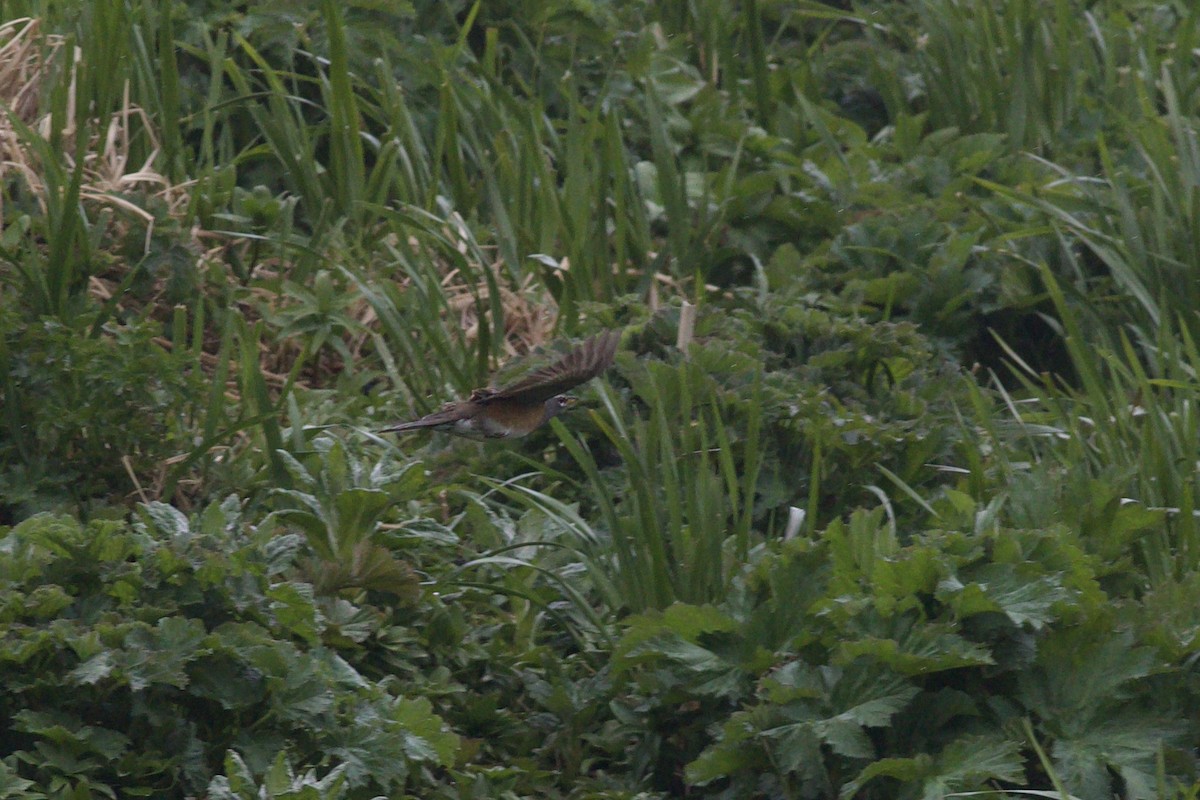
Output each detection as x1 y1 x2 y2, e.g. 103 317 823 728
556 354 762 613
612 498 1193 799
207 752 350 800
5 0 1200 797
0 505 458 798
0 313 196 519
267 435 424 599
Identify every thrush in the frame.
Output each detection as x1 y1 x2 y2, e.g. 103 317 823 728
383 329 620 439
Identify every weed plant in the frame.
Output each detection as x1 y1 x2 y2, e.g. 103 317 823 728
1 1 1199 798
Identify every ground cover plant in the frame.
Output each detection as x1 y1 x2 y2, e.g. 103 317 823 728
1 0 1199 797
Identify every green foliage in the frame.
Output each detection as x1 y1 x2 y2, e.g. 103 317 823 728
548 353 762 612
0 507 457 798
208 752 350 800
0 314 196 519
4 0 1200 797
611 503 1193 799
267 435 423 598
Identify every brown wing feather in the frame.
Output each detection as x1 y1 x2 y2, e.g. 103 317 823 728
484 329 620 405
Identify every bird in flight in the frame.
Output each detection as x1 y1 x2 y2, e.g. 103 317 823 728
383 329 620 439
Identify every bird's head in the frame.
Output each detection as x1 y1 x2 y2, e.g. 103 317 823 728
544 394 579 420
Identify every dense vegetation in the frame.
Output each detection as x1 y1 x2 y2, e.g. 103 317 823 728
2 0 1199 797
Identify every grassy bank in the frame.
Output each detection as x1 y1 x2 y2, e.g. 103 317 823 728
1 1 1198 797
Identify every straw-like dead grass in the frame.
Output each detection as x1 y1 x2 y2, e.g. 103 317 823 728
1 18 192 244
1 16 572 401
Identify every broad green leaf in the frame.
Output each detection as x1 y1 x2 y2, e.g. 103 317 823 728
393 696 459 767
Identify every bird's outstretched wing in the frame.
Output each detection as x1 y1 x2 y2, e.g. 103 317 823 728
479 329 621 405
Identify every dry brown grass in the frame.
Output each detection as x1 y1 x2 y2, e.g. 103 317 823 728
0 18 57 229
0 18 47 126
1 16 584 403
0 18 192 243
441 263 558 357
425 212 560 357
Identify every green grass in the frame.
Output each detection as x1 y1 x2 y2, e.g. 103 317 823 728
2 0 1200 798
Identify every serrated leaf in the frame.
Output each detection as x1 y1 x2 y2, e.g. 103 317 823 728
834 685 921 729
332 489 393 541
24 584 72 618
268 582 321 644
686 735 756 786
275 449 319 492
762 721 824 777
872 547 944 607
1020 630 1157 716
305 543 419 601
838 620 994 674
762 660 824 702
842 754 934 799
267 506 330 548
923 735 1025 795
189 655 266 710
1052 715 1187 800
138 502 192 539
389 517 459 546
264 533 304 574
942 563 1071 629
263 750 297 795
69 652 115 685
198 495 242 538
622 633 725 672
120 617 209 690
616 603 736 660
814 716 875 759
393 696 459 767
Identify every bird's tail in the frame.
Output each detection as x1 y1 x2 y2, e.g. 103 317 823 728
380 406 463 434
379 419 435 434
